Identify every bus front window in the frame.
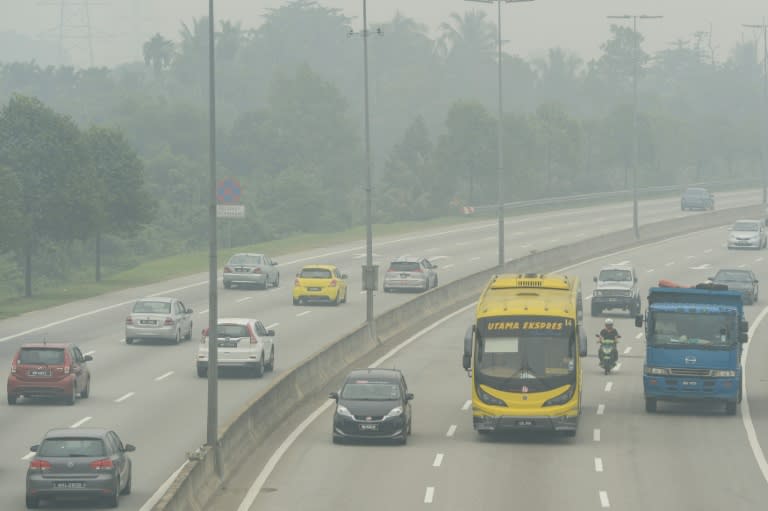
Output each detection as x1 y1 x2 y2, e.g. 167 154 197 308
477 335 574 389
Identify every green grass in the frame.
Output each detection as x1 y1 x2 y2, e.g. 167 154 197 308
0 214 481 320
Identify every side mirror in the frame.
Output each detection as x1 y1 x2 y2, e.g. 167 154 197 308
635 315 644 328
462 354 471 370
707 276 715 281
267 329 275 336
405 392 414 401
83 355 93 362
634 277 638 283
432 264 438 269
579 332 588 357
740 320 749 332
740 333 748 343
186 308 194 314
329 391 339 401
341 274 349 279
123 444 136 452
754 279 759 284
593 276 597 283
30 445 39 452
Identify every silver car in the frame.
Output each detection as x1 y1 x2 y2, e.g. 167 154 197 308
197 318 276 378
383 256 439 292
125 297 194 345
727 219 767 249
26 428 135 508
223 253 280 289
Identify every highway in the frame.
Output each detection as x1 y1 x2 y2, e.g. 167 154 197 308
0 190 762 509
222 222 768 511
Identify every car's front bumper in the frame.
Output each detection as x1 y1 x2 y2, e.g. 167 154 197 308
644 375 740 401
333 415 407 440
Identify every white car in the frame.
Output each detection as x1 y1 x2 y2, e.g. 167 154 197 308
196 318 275 378
125 297 194 345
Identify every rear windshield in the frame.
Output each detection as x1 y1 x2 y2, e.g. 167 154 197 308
389 262 420 271
19 348 65 365
217 324 249 338
39 438 106 457
132 301 172 314
228 254 262 265
733 222 759 231
714 271 752 282
300 268 332 279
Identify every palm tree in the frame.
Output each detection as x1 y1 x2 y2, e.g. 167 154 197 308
436 10 496 63
142 33 174 77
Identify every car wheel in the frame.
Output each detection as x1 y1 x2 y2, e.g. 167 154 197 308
341 288 347 304
174 330 181 345
332 435 344 444
7 394 17 405
185 323 193 341
197 366 207 378
383 287 390 293
120 469 132 495
25 495 39 509
434 276 438 288
254 355 265 378
591 304 600 317
106 477 120 508
80 378 90 399
223 281 232 289
334 292 341 306
65 382 76 406
265 348 275 372
397 433 408 445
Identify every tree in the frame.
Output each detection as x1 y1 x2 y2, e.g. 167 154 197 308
0 165 23 253
143 33 175 77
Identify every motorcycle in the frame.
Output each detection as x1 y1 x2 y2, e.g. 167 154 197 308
596 334 619 375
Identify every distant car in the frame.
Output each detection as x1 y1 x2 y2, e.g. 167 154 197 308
7 343 92 406
329 368 413 445
292 264 348 305
26 428 135 509
223 253 280 289
125 297 194 345
680 187 714 211
709 268 759 304
727 219 767 249
196 318 275 378
383 256 439 292
591 265 641 316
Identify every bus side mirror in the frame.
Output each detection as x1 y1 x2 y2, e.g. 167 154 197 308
462 325 474 371
579 332 588 357
635 315 643 328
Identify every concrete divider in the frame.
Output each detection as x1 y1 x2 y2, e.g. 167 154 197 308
153 204 762 511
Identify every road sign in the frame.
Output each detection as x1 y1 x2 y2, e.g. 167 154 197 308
216 178 241 204
216 204 245 219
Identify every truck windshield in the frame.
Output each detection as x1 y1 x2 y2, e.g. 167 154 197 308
650 312 736 347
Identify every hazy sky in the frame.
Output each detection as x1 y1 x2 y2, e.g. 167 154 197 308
0 0 766 67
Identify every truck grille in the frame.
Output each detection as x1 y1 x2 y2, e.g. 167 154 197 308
669 368 711 377
601 290 630 297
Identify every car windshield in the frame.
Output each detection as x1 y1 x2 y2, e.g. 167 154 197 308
341 381 401 400
217 324 249 338
228 254 262 265
714 271 752 282
38 438 106 457
733 222 759 231
133 301 171 314
599 269 632 282
300 268 332 279
389 261 420 271
19 348 65 365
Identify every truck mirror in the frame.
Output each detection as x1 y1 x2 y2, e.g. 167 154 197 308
740 320 749 332
579 332 588 357
635 315 643 328
593 276 597 283
739 333 748 343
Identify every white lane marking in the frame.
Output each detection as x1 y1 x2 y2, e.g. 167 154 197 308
635 332 643 339
703 248 713 253
604 382 613 392
741 305 768 486
665 261 675 267
595 457 604 472
575 232 586 238
296 311 312 317
738 264 746 268
155 371 174 382
461 400 471 411
139 461 190 511
115 392 135 403
236 296 252 303
429 255 449 260
70 417 92 428
359 290 367 294
483 236 497 241
646 269 655 273
597 404 605 415
686 255 696 259
614 260 631 266
624 346 632 354
455 241 473 246
433 453 444 467
266 323 279 330
443 264 455 269
236 303 476 511
199 309 209 315
599 491 610 508
584 296 592 301
689 264 711 270
469 257 481 261
84 350 95 356
22 451 36 460
520 243 531 248
549 239 560 243
446 425 457 437
614 363 622 372
593 429 601 442
756 257 764 262
424 487 435 504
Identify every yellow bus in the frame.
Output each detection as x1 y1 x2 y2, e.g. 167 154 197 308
462 273 588 437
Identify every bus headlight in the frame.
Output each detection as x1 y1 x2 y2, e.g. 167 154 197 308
711 370 736 377
477 387 506 406
644 367 669 376
543 385 575 407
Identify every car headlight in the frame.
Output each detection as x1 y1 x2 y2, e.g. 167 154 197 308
543 385 575 407
335 405 354 419
711 370 736 377
477 387 506 406
645 366 670 376
384 406 403 419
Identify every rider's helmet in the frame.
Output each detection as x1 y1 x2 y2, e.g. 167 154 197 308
604 318 614 326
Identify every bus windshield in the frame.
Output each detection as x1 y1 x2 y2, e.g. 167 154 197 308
650 312 736 348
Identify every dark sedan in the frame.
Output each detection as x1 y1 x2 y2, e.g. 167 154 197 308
330 368 413 445
709 269 759 305
681 187 714 210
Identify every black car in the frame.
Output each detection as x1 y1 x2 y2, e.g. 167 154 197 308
329 368 413 445
681 187 714 211
709 269 759 305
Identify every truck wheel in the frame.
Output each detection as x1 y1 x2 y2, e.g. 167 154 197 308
725 401 737 415
645 398 657 413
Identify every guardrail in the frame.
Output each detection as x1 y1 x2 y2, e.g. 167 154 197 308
152 203 765 511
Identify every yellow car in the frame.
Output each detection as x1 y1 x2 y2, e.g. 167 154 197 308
293 264 349 306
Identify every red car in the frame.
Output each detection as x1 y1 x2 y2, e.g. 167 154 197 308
7 343 92 405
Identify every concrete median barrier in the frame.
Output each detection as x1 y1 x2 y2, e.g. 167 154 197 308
152 204 762 511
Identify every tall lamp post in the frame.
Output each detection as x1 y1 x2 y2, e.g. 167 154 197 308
206 0 220 475
466 0 534 267
743 19 768 205
607 14 662 239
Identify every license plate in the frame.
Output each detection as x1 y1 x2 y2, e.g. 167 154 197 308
517 420 533 426
218 341 238 348
308 287 321 291
139 320 156 325
236 268 248 272
682 380 697 386
54 482 84 489
359 423 378 431
29 370 51 377
400 273 410 278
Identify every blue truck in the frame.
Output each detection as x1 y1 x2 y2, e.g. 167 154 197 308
635 281 749 415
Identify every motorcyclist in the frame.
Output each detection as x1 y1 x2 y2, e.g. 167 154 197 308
597 318 621 363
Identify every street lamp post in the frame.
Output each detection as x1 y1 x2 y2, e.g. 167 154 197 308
743 19 768 205
466 0 534 267
607 14 662 239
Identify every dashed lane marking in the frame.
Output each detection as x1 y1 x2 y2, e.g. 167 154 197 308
266 323 279 330
433 454 444 467
604 382 613 392
593 429 601 442
599 491 610 508
199 309 209 315
236 296 252 303
635 332 643 339
115 392 135 403
624 346 632 354
155 371 174 382
665 262 675 266
296 311 312 317
424 487 435 504
446 425 457 437
70 417 92 428
597 404 605 415
646 269 655 273
469 257 481 261
84 350 95 356
443 264 455 269
595 458 604 472
461 400 471 411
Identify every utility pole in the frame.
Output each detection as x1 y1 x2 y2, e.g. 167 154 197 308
607 14 663 239
743 19 768 205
